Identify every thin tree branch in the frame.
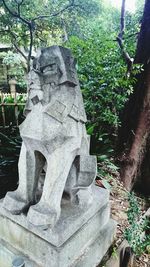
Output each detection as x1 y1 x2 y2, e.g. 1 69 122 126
119 0 126 40
117 36 133 67
34 31 47 43
13 43 27 61
61 18 68 43
10 32 27 61
0 29 27 61
2 0 17 17
2 0 33 70
126 32 139 39
117 0 133 76
17 4 21 16
27 26 33 72
14 0 22 16
1 0 84 72
32 3 83 21
14 0 24 5
2 0 30 25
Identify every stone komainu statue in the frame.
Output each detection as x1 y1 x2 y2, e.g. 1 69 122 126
3 46 97 228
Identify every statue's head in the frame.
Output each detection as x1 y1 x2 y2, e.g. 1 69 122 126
32 46 78 87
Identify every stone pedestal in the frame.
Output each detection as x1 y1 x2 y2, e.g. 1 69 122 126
0 186 116 267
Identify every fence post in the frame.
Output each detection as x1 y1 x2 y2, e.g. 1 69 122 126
0 91 6 127
9 79 17 97
9 79 19 126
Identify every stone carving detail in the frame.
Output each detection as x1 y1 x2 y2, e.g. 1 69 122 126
3 46 97 228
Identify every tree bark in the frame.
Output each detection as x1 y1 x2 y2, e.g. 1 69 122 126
117 0 133 75
118 0 150 194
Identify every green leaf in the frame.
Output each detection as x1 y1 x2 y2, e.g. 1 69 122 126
100 179 111 190
87 125 95 135
97 155 108 161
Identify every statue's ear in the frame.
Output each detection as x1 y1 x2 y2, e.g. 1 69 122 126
30 49 42 72
31 57 41 74
58 54 78 86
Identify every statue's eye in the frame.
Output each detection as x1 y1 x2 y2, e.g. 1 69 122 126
42 64 56 73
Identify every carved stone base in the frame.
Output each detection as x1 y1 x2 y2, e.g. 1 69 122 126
0 186 116 267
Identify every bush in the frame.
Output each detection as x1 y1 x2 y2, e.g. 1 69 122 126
0 127 21 198
124 193 150 256
67 29 136 155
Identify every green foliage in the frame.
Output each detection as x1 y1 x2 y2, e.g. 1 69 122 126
124 193 150 256
0 93 25 197
66 0 144 156
0 94 26 126
67 27 136 155
0 127 21 197
0 0 101 51
97 156 119 180
111 247 118 259
0 129 21 161
1 51 27 90
0 0 145 175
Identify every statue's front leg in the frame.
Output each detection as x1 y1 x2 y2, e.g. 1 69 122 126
27 143 77 228
3 143 44 214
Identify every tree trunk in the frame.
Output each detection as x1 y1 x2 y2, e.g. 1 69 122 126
118 0 150 194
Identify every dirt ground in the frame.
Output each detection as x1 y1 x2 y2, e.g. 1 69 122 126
96 168 150 267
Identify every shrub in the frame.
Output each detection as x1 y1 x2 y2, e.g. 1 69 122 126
124 193 150 256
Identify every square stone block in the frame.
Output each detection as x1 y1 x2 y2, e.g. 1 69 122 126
0 186 116 267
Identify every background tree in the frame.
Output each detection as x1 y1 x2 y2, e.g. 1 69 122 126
1 0 147 189
0 0 101 71
118 0 150 195
67 1 144 161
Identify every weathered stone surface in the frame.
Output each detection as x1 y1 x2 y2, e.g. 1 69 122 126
0 240 39 267
0 187 116 267
3 46 97 228
0 220 116 267
0 186 109 246
74 219 116 267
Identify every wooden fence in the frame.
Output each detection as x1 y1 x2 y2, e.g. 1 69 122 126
0 91 27 128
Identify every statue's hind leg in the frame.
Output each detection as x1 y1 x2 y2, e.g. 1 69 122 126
64 136 97 206
27 141 78 228
3 142 45 214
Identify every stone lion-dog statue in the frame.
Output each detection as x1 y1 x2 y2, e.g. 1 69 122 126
3 46 97 228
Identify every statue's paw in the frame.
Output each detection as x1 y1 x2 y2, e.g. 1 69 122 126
27 202 60 229
72 187 93 207
3 191 27 215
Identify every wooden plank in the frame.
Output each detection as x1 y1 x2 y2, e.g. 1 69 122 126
13 87 19 126
0 103 25 106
